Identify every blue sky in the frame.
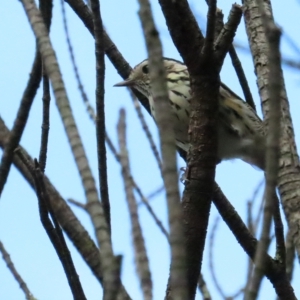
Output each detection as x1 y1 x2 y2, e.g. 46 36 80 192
0 0 299 299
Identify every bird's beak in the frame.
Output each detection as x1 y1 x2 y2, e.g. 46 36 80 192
113 79 135 87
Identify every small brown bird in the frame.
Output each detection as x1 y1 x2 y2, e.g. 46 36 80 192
114 58 265 170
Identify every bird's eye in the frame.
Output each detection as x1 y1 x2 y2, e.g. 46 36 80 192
142 65 149 74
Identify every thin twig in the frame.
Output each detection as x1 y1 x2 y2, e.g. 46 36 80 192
39 70 51 173
129 90 163 175
209 215 244 300
15 150 88 300
0 52 41 196
117 109 153 300
248 180 264 235
203 1 255 110
247 192 276 299
253 195 265 236
90 0 111 233
38 0 53 173
208 216 226 299
0 241 36 300
60 0 95 121
106 132 167 239
214 4 243 69
136 189 169 241
228 46 256 111
202 0 216 60
32 159 87 300
273 193 286 267
245 180 264 292
213 8 224 38
107 110 167 240
245 202 254 294
109 136 168 239
197 273 212 300
231 288 244 300
146 185 164 201
285 230 295 283
247 200 254 239
68 198 87 210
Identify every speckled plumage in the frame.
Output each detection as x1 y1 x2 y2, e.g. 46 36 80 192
114 58 265 170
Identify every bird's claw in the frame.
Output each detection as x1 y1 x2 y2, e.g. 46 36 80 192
179 167 189 183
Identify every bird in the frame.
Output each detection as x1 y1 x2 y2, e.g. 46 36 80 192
114 58 265 170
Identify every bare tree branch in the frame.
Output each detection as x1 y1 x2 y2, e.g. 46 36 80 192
39 70 50 173
202 0 217 61
228 45 256 111
0 241 36 300
245 181 264 293
214 4 243 68
60 0 96 122
90 0 111 232
68 198 87 210
21 156 87 300
38 0 53 173
137 1 187 299
243 0 300 262
118 108 153 300
0 52 41 196
273 193 286 267
246 3 283 298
